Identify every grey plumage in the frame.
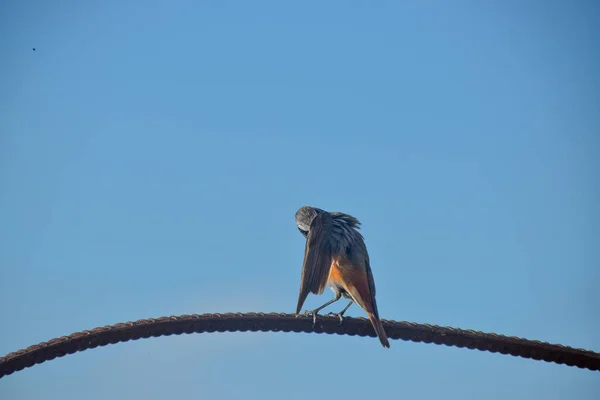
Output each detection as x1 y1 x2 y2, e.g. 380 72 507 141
294 205 389 347
295 206 365 254
295 206 369 311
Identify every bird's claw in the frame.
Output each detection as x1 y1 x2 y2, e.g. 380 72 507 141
327 312 345 326
302 309 318 328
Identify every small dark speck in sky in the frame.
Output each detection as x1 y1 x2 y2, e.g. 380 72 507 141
32 48 36 51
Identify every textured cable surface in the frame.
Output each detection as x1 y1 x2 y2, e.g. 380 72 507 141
1 312 599 378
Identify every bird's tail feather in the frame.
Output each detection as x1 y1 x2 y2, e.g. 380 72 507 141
368 312 390 348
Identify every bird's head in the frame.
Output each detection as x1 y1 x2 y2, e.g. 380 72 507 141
295 206 325 238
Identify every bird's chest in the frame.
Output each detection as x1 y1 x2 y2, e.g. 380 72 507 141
327 262 344 285
326 261 353 298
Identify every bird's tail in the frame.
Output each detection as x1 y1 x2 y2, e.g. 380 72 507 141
368 312 390 348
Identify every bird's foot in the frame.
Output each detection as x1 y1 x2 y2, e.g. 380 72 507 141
326 312 345 326
302 309 319 328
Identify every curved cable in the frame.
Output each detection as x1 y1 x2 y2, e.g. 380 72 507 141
1 312 599 378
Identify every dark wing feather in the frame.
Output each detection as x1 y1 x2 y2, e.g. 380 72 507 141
364 258 380 319
296 212 334 314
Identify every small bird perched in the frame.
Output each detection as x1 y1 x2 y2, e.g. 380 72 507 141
295 206 390 348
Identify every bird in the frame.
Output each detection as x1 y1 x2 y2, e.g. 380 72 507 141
295 205 390 348
32 48 35 51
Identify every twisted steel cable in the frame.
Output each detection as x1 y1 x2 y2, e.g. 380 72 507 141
1 312 599 379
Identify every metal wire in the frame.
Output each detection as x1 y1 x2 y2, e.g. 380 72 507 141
1 312 599 379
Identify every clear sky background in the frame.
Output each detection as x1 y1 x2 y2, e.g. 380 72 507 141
1 1 599 399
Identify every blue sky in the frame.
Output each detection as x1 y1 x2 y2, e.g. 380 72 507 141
1 1 599 398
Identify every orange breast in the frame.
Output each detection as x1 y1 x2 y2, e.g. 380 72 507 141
327 261 344 285
327 257 373 313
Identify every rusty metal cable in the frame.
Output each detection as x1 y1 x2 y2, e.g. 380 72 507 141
1 312 599 379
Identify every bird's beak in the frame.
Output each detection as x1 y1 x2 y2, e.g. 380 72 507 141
298 227 308 238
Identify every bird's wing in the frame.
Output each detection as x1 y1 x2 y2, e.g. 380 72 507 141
364 258 380 318
296 212 334 314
